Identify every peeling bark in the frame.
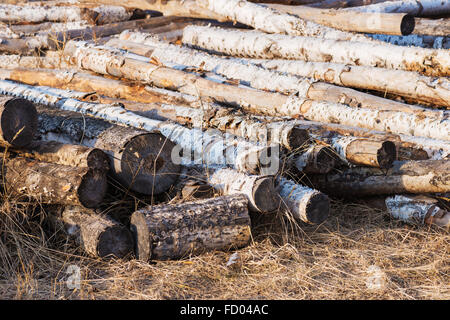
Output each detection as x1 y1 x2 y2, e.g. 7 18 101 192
130 194 251 261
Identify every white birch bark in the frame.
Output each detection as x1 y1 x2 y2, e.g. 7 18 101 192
182 26 450 77
367 34 449 49
348 0 450 16
196 0 377 42
385 195 450 227
252 59 450 107
0 79 273 174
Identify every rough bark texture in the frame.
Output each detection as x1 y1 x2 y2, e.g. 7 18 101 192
1 155 107 208
130 194 251 261
0 54 71 69
0 95 37 147
385 195 450 227
347 0 450 16
295 145 337 174
277 177 330 224
207 168 280 213
267 4 414 35
182 26 450 77
61 206 134 258
414 18 450 36
309 159 450 196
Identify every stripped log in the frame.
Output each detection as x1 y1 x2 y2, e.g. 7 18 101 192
60 206 134 258
266 4 414 35
385 195 450 227
277 177 330 224
1 155 107 208
0 80 272 175
347 0 450 16
11 140 110 172
252 59 450 108
207 168 280 213
309 159 450 196
414 18 450 37
196 0 377 42
111 34 447 114
294 145 337 174
0 95 37 147
35 106 180 195
182 26 450 77
130 194 251 261
0 4 132 24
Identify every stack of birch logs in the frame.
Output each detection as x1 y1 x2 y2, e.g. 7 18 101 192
0 0 448 261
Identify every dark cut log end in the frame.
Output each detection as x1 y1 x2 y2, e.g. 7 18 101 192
121 132 181 195
305 192 330 224
377 141 397 169
252 177 280 213
304 146 337 174
130 211 151 262
97 224 134 259
77 169 108 208
86 148 111 172
288 127 310 150
1 98 37 147
401 14 415 36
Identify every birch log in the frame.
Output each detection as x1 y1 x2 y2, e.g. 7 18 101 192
61 206 134 258
385 195 450 227
266 4 415 35
11 141 110 172
35 106 180 195
414 18 450 37
0 80 272 175
111 34 447 115
252 59 450 107
310 0 390 8
130 194 251 261
182 26 450 77
277 177 330 224
0 96 37 147
347 0 450 16
294 145 337 174
207 168 280 213
1 155 108 208
309 159 450 196
0 54 71 69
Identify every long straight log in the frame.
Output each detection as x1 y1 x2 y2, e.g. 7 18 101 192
0 54 71 69
266 3 414 35
310 0 390 8
0 95 37 147
8 21 92 35
112 33 448 113
308 159 450 196
207 168 280 213
414 18 450 36
385 195 450 227
347 0 450 16
11 140 110 172
0 80 273 175
251 59 450 107
1 155 108 208
366 33 449 49
182 25 450 77
130 194 251 261
35 106 180 195
60 206 134 258
277 177 330 224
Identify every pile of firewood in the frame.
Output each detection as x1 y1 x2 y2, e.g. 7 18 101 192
0 0 448 261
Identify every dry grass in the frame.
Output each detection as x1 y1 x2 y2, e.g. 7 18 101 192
0 190 448 300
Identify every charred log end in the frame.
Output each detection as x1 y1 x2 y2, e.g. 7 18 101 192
86 148 111 172
288 127 310 150
130 211 151 262
305 192 330 224
377 141 397 169
97 224 134 259
401 14 415 36
77 169 108 208
121 133 181 195
1 98 37 147
252 177 280 213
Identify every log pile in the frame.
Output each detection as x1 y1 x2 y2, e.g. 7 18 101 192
0 0 448 260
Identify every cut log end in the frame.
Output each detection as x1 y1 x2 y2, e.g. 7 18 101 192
120 132 180 195
400 14 415 36
86 148 111 172
252 177 280 213
305 192 330 224
288 127 310 150
77 169 108 208
305 146 337 174
130 211 151 262
377 141 397 169
1 98 37 147
97 224 134 259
